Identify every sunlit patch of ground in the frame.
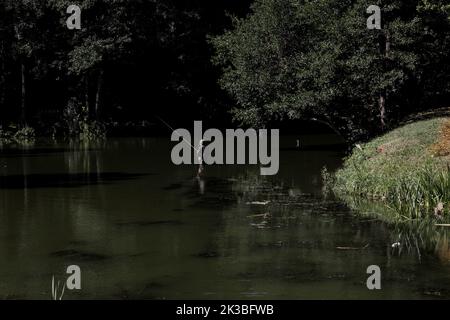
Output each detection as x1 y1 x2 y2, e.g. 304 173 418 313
430 119 450 158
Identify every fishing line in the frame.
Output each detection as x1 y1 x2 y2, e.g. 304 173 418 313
155 115 199 152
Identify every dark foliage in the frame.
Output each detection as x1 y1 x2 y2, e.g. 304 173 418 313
0 0 251 135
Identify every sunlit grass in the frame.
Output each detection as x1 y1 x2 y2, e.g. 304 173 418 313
333 117 450 221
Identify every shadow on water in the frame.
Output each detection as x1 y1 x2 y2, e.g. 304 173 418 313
50 249 110 261
115 220 184 227
0 147 99 158
184 177 239 209
0 172 148 189
280 143 348 152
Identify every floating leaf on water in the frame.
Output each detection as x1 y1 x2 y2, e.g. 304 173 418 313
336 244 369 250
246 201 270 205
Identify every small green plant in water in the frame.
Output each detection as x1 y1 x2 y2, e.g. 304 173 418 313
51 275 65 300
321 166 335 197
0 125 35 145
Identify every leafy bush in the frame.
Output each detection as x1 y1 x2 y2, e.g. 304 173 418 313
0 125 35 145
14 126 35 141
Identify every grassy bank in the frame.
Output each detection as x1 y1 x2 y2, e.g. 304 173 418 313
333 117 450 222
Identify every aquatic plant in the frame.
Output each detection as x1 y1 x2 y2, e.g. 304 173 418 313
14 126 35 142
51 276 65 300
52 99 106 140
0 124 35 145
321 166 335 197
388 166 450 219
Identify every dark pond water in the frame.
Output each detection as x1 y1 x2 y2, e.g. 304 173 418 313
0 135 449 299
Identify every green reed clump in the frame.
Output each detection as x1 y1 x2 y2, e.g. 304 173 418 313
387 166 450 220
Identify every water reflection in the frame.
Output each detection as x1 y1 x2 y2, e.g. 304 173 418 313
197 176 205 195
340 194 450 261
0 136 449 299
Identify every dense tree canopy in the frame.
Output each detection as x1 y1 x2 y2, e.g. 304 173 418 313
0 0 251 134
212 0 450 140
0 0 448 141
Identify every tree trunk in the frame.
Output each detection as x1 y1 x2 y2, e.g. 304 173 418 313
94 69 103 119
0 68 5 110
378 31 390 131
85 74 90 117
0 43 5 109
0 75 4 108
379 94 386 130
20 62 26 126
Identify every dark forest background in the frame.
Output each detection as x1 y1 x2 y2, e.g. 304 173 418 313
0 0 252 137
0 0 449 141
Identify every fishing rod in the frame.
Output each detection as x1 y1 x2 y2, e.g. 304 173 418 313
155 115 199 152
